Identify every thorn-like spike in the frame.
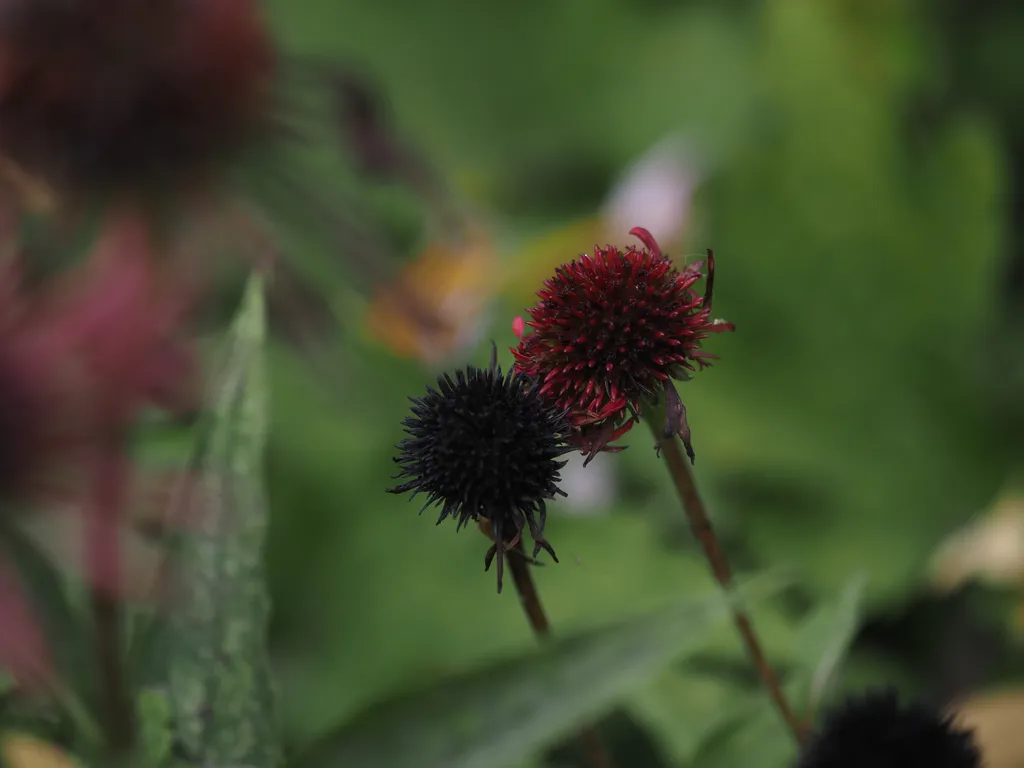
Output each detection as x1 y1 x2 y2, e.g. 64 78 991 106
704 248 716 308
491 517 505 593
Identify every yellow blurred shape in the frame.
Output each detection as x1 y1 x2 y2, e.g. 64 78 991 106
2 734 76 768
501 216 606 310
929 493 1024 593
366 233 498 365
955 690 1024 768
0 155 55 213
501 215 690 311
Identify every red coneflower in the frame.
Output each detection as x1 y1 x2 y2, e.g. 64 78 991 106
512 227 734 464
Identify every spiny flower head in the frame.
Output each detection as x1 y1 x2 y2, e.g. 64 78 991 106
512 227 733 463
796 689 982 768
0 0 275 202
389 346 572 592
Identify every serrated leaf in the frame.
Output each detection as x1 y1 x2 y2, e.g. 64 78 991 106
136 274 280 767
295 577 784 768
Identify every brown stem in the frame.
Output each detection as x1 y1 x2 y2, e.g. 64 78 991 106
91 592 132 752
506 538 552 638
88 439 136 755
479 522 615 768
652 432 808 745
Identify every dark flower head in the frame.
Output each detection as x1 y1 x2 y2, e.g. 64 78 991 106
0 0 275 202
389 345 572 592
796 689 982 768
512 227 734 464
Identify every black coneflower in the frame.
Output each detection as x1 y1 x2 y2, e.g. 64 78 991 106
796 689 982 768
389 345 572 592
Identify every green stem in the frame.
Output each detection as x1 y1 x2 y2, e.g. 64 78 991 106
645 417 808 745
88 439 136 755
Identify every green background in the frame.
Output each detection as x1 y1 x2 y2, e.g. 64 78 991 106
245 0 1024 764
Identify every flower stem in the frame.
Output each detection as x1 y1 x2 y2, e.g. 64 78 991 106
92 592 133 752
647 424 808 745
88 440 136 755
480 522 615 768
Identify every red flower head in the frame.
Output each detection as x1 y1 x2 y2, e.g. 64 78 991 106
0 0 275 204
512 227 734 463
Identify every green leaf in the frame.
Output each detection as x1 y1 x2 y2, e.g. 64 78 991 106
295 577 784 768
795 573 866 717
134 689 173 768
0 521 99 748
686 575 867 768
135 274 280 767
624 668 749 766
685 684 801 768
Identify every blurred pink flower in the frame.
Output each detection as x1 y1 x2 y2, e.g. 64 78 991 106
0 208 200 686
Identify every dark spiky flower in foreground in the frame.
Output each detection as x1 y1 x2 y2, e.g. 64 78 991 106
512 227 734 464
796 689 982 768
389 346 572 592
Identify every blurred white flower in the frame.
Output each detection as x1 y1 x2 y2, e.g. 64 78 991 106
929 492 1024 592
602 135 704 248
556 450 618 516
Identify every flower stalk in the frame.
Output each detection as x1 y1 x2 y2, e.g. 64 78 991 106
644 413 807 746
510 226 803 742
88 434 136 756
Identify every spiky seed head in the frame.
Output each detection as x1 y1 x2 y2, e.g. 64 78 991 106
389 351 572 592
796 689 982 768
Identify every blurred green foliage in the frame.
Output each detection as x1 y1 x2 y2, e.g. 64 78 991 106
241 0 1024 764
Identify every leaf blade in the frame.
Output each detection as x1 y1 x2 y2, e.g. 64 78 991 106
298 577 783 768
137 274 280 767
796 572 867 717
